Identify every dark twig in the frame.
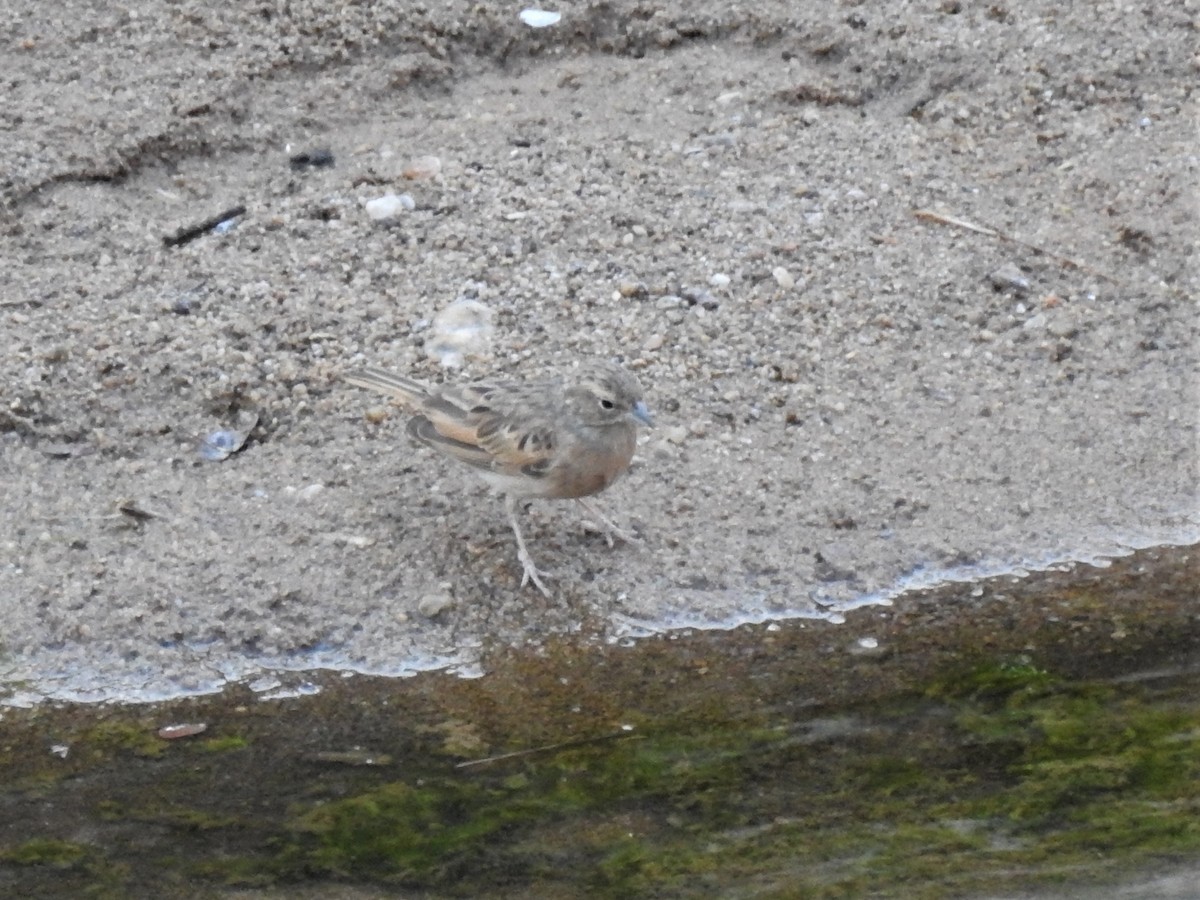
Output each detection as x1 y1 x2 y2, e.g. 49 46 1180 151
913 208 1116 283
162 205 246 248
455 730 640 769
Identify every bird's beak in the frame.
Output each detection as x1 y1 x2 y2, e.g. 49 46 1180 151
632 401 655 427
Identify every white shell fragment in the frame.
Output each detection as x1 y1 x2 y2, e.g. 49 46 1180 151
199 430 244 461
519 9 562 28
198 410 259 461
425 299 495 369
364 193 415 221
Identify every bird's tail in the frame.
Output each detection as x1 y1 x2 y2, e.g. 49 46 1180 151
342 367 431 408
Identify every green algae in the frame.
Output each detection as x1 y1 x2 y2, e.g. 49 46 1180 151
265 663 1200 896
0 838 130 900
84 719 167 760
198 734 249 753
0 838 89 867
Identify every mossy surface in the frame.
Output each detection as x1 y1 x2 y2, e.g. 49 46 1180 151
0 838 89 867
0 545 1197 898
198 734 249 753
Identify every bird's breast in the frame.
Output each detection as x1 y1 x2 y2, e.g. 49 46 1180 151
550 426 637 499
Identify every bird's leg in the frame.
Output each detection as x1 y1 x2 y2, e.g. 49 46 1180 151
575 498 642 549
505 495 553 597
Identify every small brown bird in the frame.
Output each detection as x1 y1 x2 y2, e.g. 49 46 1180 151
344 360 654 595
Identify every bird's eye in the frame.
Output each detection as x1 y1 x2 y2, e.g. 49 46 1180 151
599 398 615 410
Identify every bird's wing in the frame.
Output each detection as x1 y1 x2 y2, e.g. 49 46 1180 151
419 382 561 480
347 369 563 482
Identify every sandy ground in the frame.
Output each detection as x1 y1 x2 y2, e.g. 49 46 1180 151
1 0 1196 702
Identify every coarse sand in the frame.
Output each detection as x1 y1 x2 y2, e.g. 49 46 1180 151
1 0 1196 702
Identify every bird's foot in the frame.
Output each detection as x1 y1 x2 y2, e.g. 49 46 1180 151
575 499 643 550
516 547 554 597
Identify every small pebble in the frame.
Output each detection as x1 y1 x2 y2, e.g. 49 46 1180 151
322 532 376 548
289 148 335 170
364 406 389 425
772 266 796 290
418 592 455 617
680 286 720 309
642 334 664 352
402 155 441 180
849 637 885 657
709 273 731 288
157 723 208 740
295 483 325 501
987 262 1031 295
1023 313 1047 331
1047 314 1080 339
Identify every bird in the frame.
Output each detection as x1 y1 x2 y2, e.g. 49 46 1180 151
344 360 654 595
